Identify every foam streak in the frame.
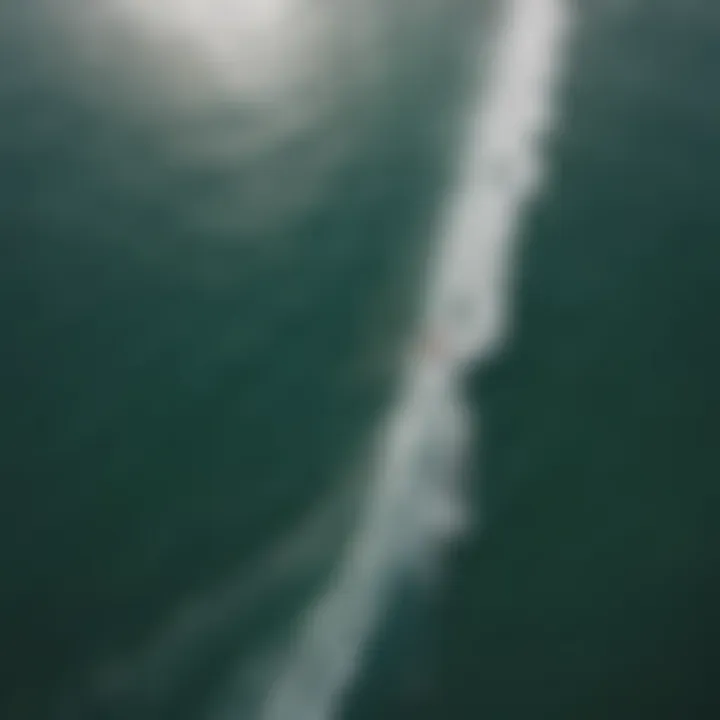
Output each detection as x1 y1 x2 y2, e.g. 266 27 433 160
259 2 574 718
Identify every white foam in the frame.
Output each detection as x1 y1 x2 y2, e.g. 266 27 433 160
256 1 575 718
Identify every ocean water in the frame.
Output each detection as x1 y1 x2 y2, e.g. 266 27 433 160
1 1 718 719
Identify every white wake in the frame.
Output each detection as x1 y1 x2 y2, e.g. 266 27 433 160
258 1 575 718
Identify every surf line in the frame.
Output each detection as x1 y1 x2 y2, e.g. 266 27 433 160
259 2 574 718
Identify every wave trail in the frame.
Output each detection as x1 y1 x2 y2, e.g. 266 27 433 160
256 2 575 718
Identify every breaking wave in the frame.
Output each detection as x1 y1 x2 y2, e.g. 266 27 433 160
255 1 575 718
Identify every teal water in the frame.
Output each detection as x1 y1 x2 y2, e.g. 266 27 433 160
443 3 720 719
1 1 718 719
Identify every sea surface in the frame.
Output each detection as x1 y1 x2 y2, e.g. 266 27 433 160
0 1 718 719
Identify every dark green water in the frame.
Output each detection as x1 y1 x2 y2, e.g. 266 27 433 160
1 1 718 718
441 3 720 719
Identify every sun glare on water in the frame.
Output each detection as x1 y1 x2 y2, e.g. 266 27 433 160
47 0 352 114
36 0 384 233
105 0 328 97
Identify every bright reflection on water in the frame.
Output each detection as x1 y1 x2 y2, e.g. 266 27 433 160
25 0 422 237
